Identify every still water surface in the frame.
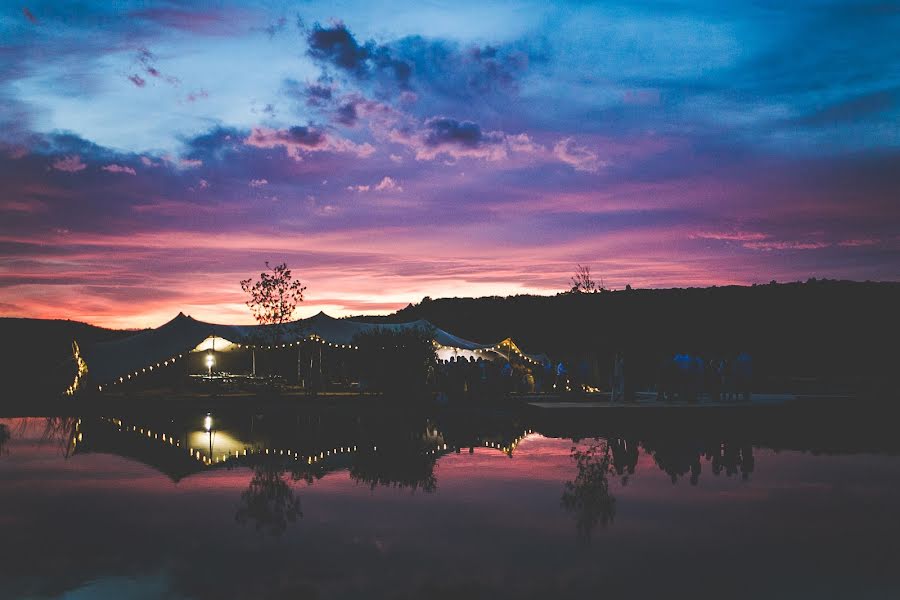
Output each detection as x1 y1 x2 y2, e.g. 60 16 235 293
1 409 899 599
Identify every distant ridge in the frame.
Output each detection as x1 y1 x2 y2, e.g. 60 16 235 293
357 280 899 390
1 280 897 399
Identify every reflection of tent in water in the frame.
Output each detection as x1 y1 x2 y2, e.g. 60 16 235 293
71 415 534 484
78 312 549 392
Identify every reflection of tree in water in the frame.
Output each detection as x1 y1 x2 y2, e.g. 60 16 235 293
235 463 303 537
643 439 703 485
610 437 639 485
708 442 755 481
42 416 79 457
3 417 78 458
561 439 616 543
349 449 437 492
643 439 756 485
0 423 9 456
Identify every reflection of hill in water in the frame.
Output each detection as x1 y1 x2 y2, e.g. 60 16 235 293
11 408 900 543
72 410 533 488
63 405 900 492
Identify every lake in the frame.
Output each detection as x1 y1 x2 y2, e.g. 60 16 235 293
2 405 899 599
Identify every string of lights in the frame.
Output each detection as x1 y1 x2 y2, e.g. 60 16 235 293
90 332 541 393
433 338 542 365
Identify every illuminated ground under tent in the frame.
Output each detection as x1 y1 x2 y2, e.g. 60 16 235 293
76 311 549 394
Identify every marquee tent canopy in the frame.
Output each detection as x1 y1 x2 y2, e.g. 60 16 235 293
80 312 548 389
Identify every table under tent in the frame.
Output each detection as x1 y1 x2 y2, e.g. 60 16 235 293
72 312 548 395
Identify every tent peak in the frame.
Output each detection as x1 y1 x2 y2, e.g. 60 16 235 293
307 311 335 321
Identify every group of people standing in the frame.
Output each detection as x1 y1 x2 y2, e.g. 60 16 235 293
431 350 753 403
433 356 533 400
656 351 753 403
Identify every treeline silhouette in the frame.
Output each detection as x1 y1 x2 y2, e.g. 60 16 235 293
363 280 898 393
0 318 135 399
1 280 897 399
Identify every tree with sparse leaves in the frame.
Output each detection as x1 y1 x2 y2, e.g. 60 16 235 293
561 439 616 543
570 264 601 293
240 262 306 343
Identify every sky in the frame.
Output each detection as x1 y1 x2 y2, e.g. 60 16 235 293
1 1 898 328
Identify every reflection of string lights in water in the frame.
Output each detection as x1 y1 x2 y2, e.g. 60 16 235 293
98 417 536 470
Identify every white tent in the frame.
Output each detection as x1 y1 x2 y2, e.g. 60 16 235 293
81 312 547 389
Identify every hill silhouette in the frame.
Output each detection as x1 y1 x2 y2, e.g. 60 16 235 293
0 279 896 398
0 318 133 399
359 279 899 393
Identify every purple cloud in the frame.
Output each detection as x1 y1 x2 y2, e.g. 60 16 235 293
245 126 374 160
102 164 136 175
52 155 86 173
552 138 605 172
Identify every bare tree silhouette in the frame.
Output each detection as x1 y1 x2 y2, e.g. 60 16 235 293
570 264 602 293
0 423 9 456
240 262 306 344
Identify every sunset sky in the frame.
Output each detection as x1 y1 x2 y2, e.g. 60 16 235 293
1 1 898 328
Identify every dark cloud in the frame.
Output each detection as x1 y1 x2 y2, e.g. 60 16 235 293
395 36 529 97
263 16 287 38
336 101 358 126
128 74 146 88
304 23 531 107
182 126 243 162
307 22 371 74
284 125 326 147
798 88 899 126
422 118 501 148
282 77 337 110
22 7 38 24
135 47 180 86
305 82 333 106
306 22 411 87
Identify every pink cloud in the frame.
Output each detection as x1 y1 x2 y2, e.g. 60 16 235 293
102 164 136 175
22 7 38 24
552 138 606 172
186 89 209 103
4 146 28 159
245 127 374 161
249 178 268 188
838 238 879 247
179 158 203 169
389 126 537 163
374 176 402 192
743 241 830 251
692 231 769 242
52 155 86 173
348 177 403 193
129 7 252 35
0 200 46 213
